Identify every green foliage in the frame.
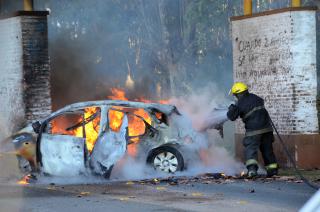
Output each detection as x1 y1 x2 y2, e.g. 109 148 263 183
183 0 241 62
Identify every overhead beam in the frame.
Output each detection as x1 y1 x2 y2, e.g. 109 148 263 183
244 0 252 15
23 0 33 11
291 0 301 7
244 0 301 16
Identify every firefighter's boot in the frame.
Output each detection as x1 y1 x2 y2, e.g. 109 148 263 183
247 164 258 178
266 163 278 177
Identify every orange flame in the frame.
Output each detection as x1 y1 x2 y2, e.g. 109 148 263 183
108 88 127 100
108 108 125 132
17 175 31 185
74 107 100 152
52 88 168 157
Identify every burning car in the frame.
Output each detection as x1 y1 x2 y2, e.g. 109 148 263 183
11 100 211 179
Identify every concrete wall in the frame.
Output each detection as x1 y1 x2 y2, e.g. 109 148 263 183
0 16 25 141
231 7 320 168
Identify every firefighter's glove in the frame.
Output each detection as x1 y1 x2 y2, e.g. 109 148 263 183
227 104 239 121
228 104 237 112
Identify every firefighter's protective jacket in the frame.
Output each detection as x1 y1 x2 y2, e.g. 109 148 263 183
227 92 273 136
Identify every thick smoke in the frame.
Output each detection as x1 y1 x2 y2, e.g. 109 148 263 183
169 84 232 131
110 131 243 181
168 88 243 175
109 85 243 181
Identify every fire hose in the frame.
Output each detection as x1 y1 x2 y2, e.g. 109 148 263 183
269 118 319 190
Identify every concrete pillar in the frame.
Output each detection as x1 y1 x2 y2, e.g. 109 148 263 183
231 7 319 168
0 11 51 140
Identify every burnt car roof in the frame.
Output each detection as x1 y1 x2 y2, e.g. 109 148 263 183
48 100 179 120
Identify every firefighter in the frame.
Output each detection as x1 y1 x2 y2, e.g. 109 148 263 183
227 82 278 178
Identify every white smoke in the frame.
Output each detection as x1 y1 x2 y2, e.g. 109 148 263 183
109 129 243 180
167 85 243 176
169 84 233 131
110 155 167 181
110 85 244 180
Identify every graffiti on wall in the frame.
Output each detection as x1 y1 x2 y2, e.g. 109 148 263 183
232 9 318 134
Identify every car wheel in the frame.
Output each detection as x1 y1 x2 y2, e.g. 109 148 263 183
17 156 32 174
99 164 113 179
147 146 184 173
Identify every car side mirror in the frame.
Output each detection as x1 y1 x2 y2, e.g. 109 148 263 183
32 121 41 133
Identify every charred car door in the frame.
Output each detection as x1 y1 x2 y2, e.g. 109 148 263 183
89 108 128 178
37 110 95 177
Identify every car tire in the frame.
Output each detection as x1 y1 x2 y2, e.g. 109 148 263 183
17 156 32 174
147 146 184 173
99 164 113 179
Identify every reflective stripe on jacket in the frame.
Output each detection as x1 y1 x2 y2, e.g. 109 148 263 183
227 93 273 135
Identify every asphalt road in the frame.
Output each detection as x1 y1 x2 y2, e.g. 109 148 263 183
0 176 316 212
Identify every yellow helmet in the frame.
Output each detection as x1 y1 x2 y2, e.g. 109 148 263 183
229 82 248 95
